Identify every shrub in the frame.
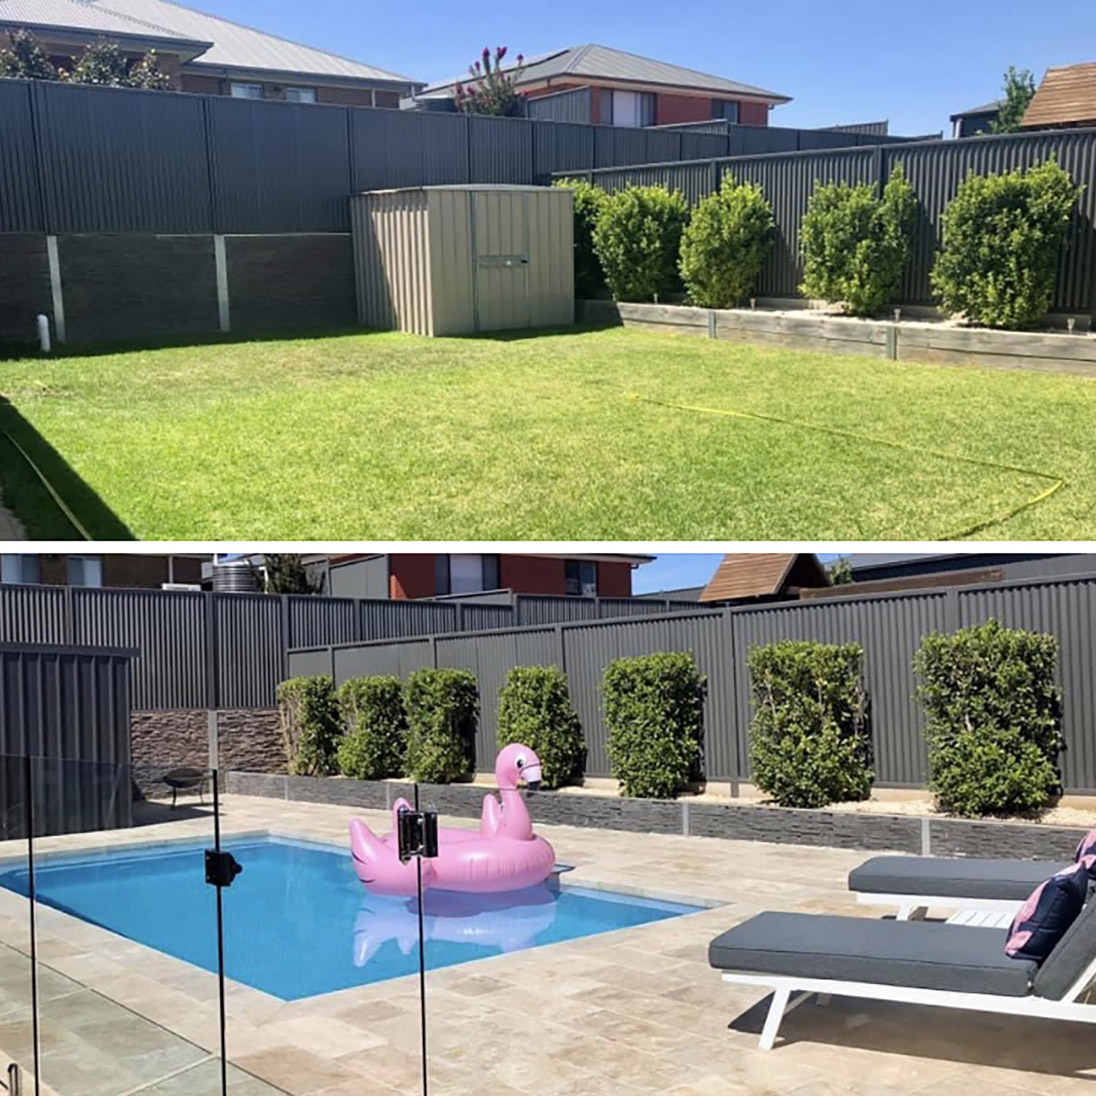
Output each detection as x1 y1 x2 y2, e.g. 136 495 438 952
678 177 774 308
337 676 408 780
497 665 584 789
592 185 690 302
604 652 706 798
554 178 608 299
454 46 525 117
914 619 1064 817
404 668 478 783
748 641 872 809
0 30 57 79
931 158 1080 328
799 163 916 316
276 676 342 775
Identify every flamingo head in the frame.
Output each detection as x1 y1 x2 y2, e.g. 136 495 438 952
495 743 543 792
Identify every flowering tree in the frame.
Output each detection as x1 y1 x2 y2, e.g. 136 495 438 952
0 29 171 89
454 46 525 117
0 29 58 79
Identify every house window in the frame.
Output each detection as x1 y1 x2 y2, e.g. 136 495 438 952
565 559 597 597
285 87 316 104
605 90 655 127
435 554 501 595
67 555 103 588
230 82 263 99
712 99 740 123
0 554 40 585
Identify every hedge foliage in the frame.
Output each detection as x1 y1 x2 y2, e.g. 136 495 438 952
592 185 689 302
604 652 706 799
555 177 608 299
336 676 408 780
276 676 342 776
914 619 1064 817
748 641 872 809
497 665 584 789
404 668 478 783
679 177 774 308
799 163 916 316
930 158 1079 328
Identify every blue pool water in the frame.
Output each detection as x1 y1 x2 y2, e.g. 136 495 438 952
0 836 702 1000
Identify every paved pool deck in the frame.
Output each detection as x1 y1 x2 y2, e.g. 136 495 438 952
0 793 1094 1095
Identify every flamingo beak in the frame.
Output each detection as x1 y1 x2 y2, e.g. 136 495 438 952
523 763 543 791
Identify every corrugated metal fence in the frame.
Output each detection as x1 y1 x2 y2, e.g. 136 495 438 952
290 573 1096 793
557 127 1096 314
0 585 701 710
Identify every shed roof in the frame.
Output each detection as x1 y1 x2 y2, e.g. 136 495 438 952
1022 62 1096 128
698 553 829 603
949 99 1003 121
422 43 790 103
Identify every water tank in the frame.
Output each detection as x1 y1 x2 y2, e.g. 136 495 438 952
212 560 259 593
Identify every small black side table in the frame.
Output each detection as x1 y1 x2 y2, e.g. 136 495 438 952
163 767 207 808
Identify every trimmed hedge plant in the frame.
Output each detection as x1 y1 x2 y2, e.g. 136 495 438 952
336 676 408 780
497 665 584 789
799 163 916 316
604 652 706 799
554 177 607 299
679 176 774 308
914 619 1064 817
593 185 690 303
404 668 478 783
748 641 872 809
276 676 342 776
931 158 1080 328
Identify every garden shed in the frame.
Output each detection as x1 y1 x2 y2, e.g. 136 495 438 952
350 185 574 336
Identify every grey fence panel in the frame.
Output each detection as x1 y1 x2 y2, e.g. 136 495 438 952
532 121 596 180
351 109 471 191
33 81 212 234
888 131 1096 311
214 594 285 709
729 126 797 156
72 588 207 710
642 128 684 165
468 115 535 183
286 646 335 679
563 612 730 778
0 81 42 232
0 585 69 646
679 130 731 162
287 596 361 648
0 643 134 837
459 605 516 631
526 88 593 125
435 628 560 769
332 638 433 682
207 97 352 232
958 579 1096 792
360 599 457 640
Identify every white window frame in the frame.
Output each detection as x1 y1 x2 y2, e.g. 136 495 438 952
230 82 263 100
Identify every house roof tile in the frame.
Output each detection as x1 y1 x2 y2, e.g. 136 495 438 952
1022 62 1096 128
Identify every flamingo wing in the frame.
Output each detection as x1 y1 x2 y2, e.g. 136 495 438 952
480 792 502 836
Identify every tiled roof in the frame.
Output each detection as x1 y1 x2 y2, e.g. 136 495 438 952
699 553 827 603
1022 62 1096 128
423 43 789 102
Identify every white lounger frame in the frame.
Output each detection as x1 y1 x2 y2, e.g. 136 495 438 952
721 949 1096 1050
855 891 1022 921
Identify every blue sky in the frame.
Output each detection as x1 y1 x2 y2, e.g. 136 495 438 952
200 0 1094 135
634 552 843 594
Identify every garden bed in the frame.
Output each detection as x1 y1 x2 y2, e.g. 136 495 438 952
226 770 1089 861
580 299 1096 378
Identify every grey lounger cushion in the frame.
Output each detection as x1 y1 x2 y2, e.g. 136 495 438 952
709 912 1037 997
849 855 1069 902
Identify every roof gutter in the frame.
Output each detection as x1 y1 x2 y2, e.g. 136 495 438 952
0 20 212 62
183 60 421 91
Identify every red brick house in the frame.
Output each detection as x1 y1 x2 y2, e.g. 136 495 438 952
418 43 789 127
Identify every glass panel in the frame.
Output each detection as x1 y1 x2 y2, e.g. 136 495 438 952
0 755 35 1093
21 755 275 1096
449 555 484 594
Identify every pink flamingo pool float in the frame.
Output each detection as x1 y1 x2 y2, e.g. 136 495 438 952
349 743 556 896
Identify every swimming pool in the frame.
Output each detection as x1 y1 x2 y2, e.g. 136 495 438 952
0 836 703 1000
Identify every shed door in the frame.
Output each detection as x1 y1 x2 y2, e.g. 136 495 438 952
471 191 529 332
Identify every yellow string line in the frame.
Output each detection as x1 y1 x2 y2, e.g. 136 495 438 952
626 392 1066 540
0 426 92 541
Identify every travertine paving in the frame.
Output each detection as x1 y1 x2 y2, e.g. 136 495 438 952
0 794 1094 1095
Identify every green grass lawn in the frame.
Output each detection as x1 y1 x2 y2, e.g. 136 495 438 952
2 325 1095 540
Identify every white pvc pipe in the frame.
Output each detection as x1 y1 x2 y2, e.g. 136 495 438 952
36 314 50 354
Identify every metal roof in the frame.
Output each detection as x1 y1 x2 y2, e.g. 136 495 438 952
422 43 790 103
0 0 418 85
949 99 1003 121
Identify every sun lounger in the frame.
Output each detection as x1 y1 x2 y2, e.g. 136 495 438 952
848 854 1071 919
708 899 1096 1050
